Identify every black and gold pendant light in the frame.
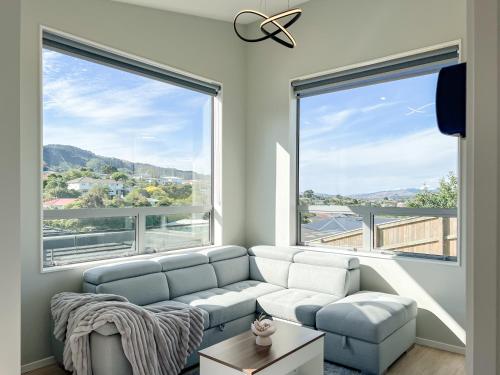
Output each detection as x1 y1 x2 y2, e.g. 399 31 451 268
233 1 302 48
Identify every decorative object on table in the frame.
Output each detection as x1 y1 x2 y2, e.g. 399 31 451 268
233 0 302 48
251 313 277 346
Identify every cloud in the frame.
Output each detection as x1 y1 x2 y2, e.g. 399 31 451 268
42 49 211 173
301 109 356 140
300 128 458 195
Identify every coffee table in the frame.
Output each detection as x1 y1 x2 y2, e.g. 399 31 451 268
199 320 324 375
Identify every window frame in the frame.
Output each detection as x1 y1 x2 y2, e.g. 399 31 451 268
294 43 463 263
39 28 218 271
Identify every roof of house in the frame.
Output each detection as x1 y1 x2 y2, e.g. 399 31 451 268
43 198 77 207
303 215 396 234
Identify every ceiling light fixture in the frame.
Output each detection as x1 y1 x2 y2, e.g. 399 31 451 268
233 2 302 48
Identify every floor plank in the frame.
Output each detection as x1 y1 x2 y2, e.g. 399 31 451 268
388 345 465 375
25 345 465 375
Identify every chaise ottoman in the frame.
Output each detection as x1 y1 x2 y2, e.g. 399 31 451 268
316 291 417 374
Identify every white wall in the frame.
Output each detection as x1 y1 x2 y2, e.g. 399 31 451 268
245 0 466 349
20 0 246 366
465 0 500 373
0 1 21 373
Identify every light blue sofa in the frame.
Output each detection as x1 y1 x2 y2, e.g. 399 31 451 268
52 245 416 375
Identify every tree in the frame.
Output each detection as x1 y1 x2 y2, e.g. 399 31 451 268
406 172 457 208
124 189 150 207
111 171 129 182
163 183 192 201
44 174 80 199
74 185 109 208
303 190 315 199
102 165 118 175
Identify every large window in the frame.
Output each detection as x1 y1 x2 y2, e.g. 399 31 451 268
295 46 460 261
42 32 219 269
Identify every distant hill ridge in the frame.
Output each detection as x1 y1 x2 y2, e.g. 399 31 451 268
351 188 422 200
43 144 205 180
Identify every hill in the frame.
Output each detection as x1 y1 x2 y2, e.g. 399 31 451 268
351 188 422 201
43 144 206 180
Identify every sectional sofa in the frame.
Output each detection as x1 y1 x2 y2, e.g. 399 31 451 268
52 245 417 375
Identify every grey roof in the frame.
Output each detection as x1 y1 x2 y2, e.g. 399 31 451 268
303 215 396 235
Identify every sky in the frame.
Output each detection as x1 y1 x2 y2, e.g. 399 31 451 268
299 73 458 196
42 48 212 174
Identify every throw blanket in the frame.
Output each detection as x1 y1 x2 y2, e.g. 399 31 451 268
51 292 204 375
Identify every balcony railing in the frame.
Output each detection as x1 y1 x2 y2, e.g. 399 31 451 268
298 205 458 261
43 205 212 268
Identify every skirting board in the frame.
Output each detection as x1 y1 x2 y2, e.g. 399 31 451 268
416 337 466 355
21 356 55 373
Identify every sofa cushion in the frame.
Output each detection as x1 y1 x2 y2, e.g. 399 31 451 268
257 289 340 327
212 256 249 287
199 245 248 262
145 300 210 330
248 245 303 261
173 288 256 328
288 263 349 297
316 291 418 344
84 260 161 284
96 273 169 306
165 264 218 299
293 251 360 270
249 256 290 288
222 280 284 298
154 253 208 271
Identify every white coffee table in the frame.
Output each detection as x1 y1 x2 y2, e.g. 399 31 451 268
199 320 324 375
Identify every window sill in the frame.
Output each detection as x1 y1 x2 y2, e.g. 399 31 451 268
40 244 218 274
293 244 462 267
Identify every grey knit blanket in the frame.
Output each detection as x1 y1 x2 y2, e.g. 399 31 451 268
51 292 204 375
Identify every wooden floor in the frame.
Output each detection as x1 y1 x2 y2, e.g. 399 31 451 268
26 345 465 375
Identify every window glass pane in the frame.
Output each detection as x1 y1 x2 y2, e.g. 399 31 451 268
42 45 213 268
373 215 458 259
299 73 458 209
43 216 136 267
42 48 212 209
145 212 211 252
298 70 459 260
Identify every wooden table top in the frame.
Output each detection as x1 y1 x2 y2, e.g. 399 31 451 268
198 320 324 375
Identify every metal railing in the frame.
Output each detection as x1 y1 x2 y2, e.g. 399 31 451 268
43 205 213 268
297 205 458 261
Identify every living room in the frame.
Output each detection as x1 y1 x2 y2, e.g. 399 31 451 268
0 0 498 374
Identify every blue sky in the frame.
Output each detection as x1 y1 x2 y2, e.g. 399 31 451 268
300 73 458 195
42 48 212 174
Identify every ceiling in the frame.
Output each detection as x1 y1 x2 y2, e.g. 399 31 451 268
112 0 311 23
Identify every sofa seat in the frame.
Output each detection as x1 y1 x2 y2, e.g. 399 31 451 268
173 288 256 328
145 300 210 330
222 280 284 298
316 291 418 343
257 288 340 327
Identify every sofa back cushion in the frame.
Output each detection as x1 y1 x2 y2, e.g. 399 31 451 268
165 264 218 298
96 273 170 306
248 245 302 261
288 263 349 297
199 245 248 262
83 260 170 305
293 251 360 270
154 252 208 271
249 256 291 288
212 256 250 287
